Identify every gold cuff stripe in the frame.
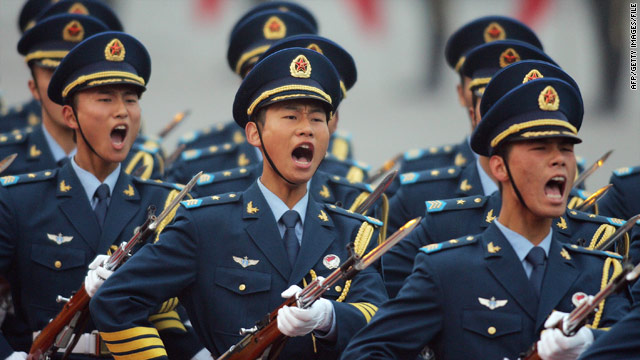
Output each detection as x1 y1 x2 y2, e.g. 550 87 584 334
357 302 378 314
24 50 69 63
62 71 145 98
111 347 167 360
149 310 180 323
104 336 164 354
152 319 187 332
490 119 578 148
125 151 154 179
99 326 160 342
468 77 492 90
247 85 332 116
235 45 271 74
349 302 376 322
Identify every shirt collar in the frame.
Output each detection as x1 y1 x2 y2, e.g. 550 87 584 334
494 219 552 262
257 177 309 225
71 156 121 202
41 124 76 162
476 157 499 196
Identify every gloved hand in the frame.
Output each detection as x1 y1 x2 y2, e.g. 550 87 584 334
537 310 594 360
5 352 27 360
84 255 113 298
277 284 334 337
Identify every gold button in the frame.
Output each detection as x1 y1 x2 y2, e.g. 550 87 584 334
487 326 496 335
54 260 62 269
335 286 342 292
238 284 246 291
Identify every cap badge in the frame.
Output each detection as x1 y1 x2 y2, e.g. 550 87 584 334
323 254 340 269
264 16 286 40
68 3 90 15
523 69 544 83
63 20 84 42
484 22 506 42
105 38 125 61
499 48 521 68
290 54 311 78
306 43 323 54
538 85 560 111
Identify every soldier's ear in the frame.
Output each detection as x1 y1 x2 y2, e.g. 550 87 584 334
456 83 465 107
245 121 261 148
489 154 509 183
28 79 40 102
62 105 78 130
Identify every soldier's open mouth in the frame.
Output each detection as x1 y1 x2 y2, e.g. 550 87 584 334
292 143 313 165
111 125 127 146
544 176 566 199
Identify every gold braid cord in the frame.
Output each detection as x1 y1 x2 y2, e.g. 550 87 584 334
345 222 375 322
124 151 154 179
588 224 629 258
348 192 370 213
154 189 191 243
567 196 583 210
589 257 623 329
377 194 389 244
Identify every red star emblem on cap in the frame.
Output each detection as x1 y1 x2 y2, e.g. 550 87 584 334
502 50 517 64
295 57 308 72
527 73 540 81
269 20 281 32
67 24 81 36
543 88 556 104
487 25 502 39
109 41 122 56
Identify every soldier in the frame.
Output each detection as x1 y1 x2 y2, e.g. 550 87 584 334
341 78 630 360
0 31 207 359
90 47 387 359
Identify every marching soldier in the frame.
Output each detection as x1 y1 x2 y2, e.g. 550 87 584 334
90 47 387 359
341 77 631 360
0 31 206 359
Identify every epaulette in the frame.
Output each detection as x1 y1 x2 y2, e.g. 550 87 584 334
133 177 185 191
425 195 488 213
181 192 241 209
612 166 640 178
132 141 160 155
325 204 383 226
196 167 253 186
566 210 627 227
323 154 371 171
327 174 373 192
332 130 352 141
420 235 477 254
576 155 586 169
0 168 57 187
180 142 238 162
570 189 590 200
563 243 623 260
399 166 461 185
0 127 34 146
403 143 457 161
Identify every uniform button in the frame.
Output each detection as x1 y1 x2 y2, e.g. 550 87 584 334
335 286 342 292
54 260 62 269
238 284 246 291
487 326 496 335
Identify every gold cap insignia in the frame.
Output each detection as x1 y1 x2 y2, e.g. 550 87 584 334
523 69 543 83
484 22 506 43
246 201 259 214
306 43 323 54
290 54 311 78
105 38 125 62
263 16 286 39
499 48 520 68
69 3 90 15
538 85 560 111
63 20 84 42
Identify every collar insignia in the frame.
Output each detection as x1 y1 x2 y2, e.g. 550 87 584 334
246 201 259 214
59 180 71 192
454 153 467 166
323 254 340 269
63 20 84 42
478 296 508 310
233 256 259 268
484 22 506 42
486 209 497 223
561 248 572 260
47 233 73 245
318 210 329 222
556 217 568 230
538 85 560 111
105 38 125 62
30 145 42 157
290 54 311 78
460 179 472 192
499 48 521 68
319 185 330 199
237 153 250 167
233 130 245 144
264 16 286 39
69 3 90 15
523 69 543 83
123 184 135 197
487 242 501 253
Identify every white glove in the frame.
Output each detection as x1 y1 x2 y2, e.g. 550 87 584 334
5 352 27 360
190 347 212 360
84 255 113 298
277 284 334 337
537 311 594 360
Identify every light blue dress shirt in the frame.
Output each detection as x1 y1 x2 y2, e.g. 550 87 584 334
71 157 120 209
494 219 552 278
42 124 76 163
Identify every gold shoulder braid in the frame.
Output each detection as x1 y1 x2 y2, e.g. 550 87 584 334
589 257 623 329
588 224 629 258
348 192 370 213
124 151 154 179
377 194 389 245
154 189 191 243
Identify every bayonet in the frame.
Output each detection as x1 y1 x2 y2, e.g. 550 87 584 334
368 153 402 184
0 153 17 174
158 110 190 139
573 150 613 189
574 184 613 213
594 213 640 253
354 170 397 214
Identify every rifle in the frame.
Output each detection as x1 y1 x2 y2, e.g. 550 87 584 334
157 110 190 139
354 170 397 215
367 154 401 184
28 171 203 360
217 217 421 360
574 184 612 213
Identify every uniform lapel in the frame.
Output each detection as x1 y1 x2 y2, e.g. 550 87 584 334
456 161 482 197
483 225 538 320
535 239 579 331
27 126 56 166
56 164 101 251
97 171 140 254
309 173 335 205
481 194 502 229
243 183 292 281
289 199 335 285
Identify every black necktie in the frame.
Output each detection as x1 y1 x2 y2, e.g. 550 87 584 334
281 210 300 266
57 157 70 167
93 184 110 231
526 246 547 298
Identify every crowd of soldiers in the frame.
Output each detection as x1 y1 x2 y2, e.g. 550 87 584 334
0 1 638 359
